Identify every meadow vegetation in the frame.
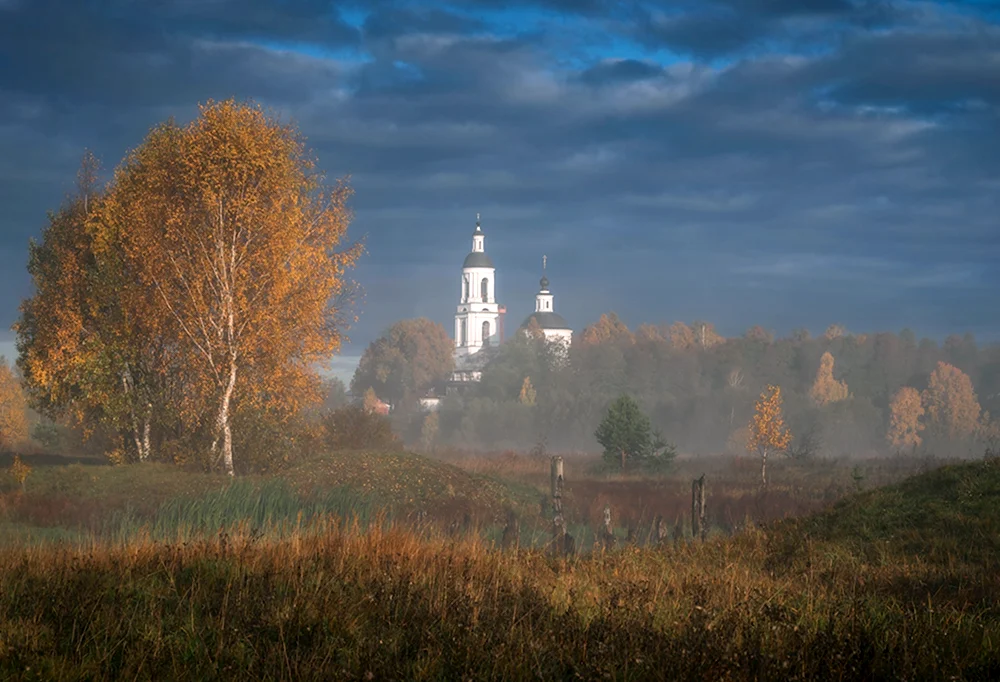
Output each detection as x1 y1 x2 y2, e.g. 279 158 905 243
1 454 999 680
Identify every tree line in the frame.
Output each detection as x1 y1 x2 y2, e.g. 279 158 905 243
354 315 1000 458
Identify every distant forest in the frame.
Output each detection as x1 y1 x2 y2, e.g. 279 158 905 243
355 316 1000 458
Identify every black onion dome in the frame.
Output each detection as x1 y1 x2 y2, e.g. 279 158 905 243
521 311 570 330
463 252 494 268
540 275 549 290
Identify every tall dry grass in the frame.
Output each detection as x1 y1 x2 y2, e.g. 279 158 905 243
1 515 997 681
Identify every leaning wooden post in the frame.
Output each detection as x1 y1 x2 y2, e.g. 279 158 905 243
551 456 566 554
601 504 615 550
691 477 699 540
700 476 707 541
551 456 564 514
691 474 707 542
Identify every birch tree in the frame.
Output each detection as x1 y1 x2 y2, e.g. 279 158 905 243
16 152 161 462
887 386 924 452
922 361 981 441
747 384 792 486
0 361 28 450
102 100 360 475
809 351 849 406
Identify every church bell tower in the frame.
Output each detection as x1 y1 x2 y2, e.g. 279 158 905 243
454 214 501 360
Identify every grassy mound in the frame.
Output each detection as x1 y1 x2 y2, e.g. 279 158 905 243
284 449 543 521
0 449 542 545
772 457 1000 567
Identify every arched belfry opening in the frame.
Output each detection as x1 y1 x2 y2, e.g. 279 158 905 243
482 320 491 346
481 277 489 302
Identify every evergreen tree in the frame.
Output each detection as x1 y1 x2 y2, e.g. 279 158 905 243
594 394 674 471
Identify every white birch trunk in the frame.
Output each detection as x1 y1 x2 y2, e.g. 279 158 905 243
141 408 151 463
121 366 151 462
218 357 237 477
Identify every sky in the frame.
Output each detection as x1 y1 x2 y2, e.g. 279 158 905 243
1 0 998 381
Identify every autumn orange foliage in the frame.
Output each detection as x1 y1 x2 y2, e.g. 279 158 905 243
99 100 360 474
809 351 849 406
518 376 537 406
580 313 634 346
887 386 924 451
0 362 28 450
15 151 157 458
667 321 695 350
18 101 359 474
747 384 792 486
922 362 981 441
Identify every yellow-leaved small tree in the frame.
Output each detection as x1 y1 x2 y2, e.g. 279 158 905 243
519 377 536 406
9 455 31 492
922 362 981 442
887 386 924 452
747 384 792 487
809 351 849 406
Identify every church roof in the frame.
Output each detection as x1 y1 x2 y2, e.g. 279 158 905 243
521 311 571 331
463 251 494 268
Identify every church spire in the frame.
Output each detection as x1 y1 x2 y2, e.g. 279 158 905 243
535 256 554 312
471 213 485 252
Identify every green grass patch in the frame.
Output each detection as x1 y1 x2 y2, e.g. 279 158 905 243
99 479 377 544
773 458 1000 567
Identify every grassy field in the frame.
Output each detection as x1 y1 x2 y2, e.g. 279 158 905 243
0 449 543 546
1 449 998 679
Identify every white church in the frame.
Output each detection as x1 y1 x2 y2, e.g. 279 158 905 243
449 214 572 386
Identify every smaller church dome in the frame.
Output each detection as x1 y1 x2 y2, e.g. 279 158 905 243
521 311 571 331
540 275 549 290
463 252 494 268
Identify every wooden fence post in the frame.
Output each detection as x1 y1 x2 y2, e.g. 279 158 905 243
601 504 615 550
551 456 564 514
551 456 572 556
691 474 707 542
501 509 520 550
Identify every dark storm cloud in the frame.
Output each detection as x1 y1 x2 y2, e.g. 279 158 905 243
635 0 898 58
0 0 998 362
579 58 663 85
0 2 352 107
810 24 1000 112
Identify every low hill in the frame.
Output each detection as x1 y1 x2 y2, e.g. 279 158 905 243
768 457 1000 567
0 449 543 544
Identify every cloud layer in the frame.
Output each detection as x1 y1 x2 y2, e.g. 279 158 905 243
1 0 998 359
